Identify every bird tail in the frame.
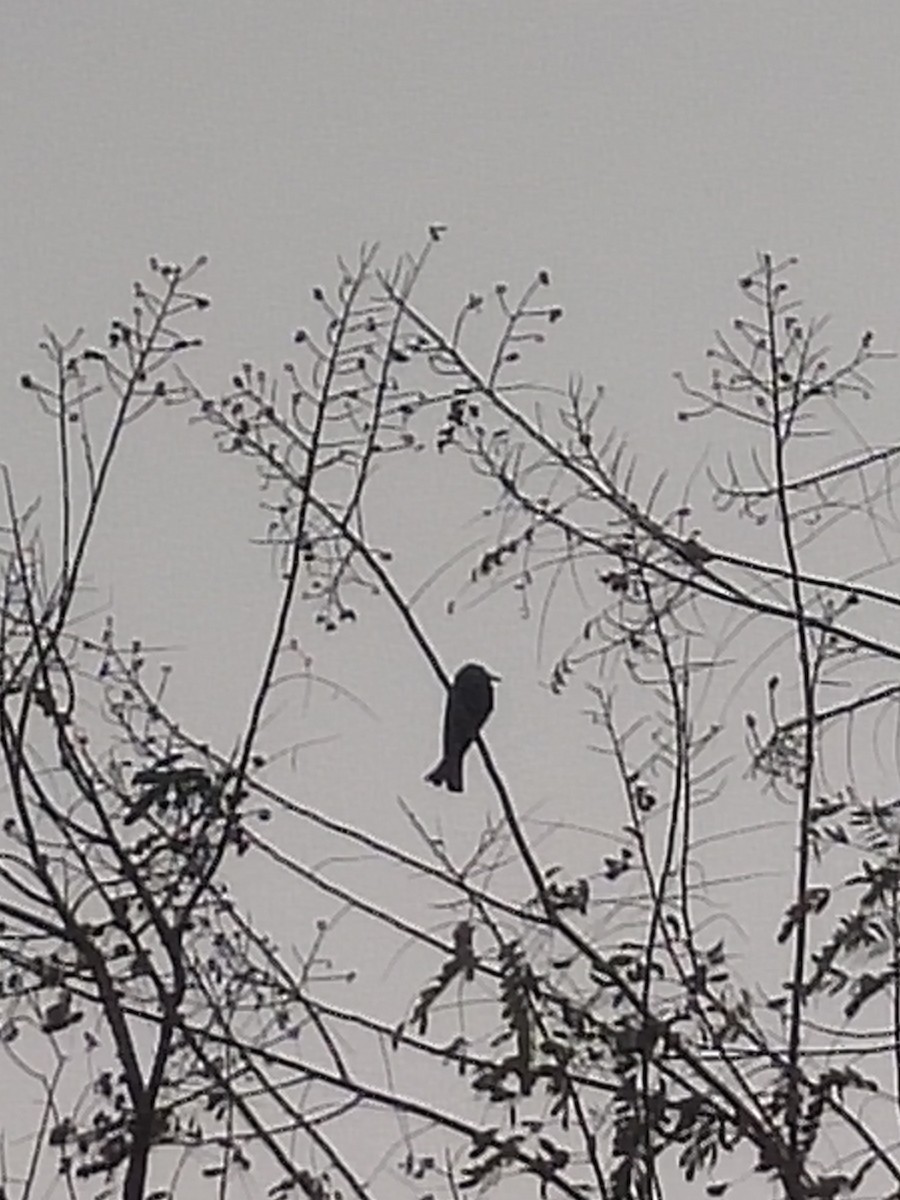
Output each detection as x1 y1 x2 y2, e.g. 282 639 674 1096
424 756 463 793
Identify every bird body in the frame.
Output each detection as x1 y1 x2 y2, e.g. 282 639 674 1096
425 663 497 793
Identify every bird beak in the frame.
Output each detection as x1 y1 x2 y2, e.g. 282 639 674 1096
488 672 501 682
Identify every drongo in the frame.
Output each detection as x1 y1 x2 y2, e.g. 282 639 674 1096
425 662 498 793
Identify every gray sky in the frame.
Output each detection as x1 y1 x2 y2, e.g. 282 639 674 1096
3 2 900 1193
5 0 900 774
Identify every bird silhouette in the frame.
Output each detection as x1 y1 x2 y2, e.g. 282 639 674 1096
425 663 498 793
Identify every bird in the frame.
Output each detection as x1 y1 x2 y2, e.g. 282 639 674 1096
425 663 499 793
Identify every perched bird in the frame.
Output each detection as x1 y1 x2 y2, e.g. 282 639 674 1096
425 663 499 793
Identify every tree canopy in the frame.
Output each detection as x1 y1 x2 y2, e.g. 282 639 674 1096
3 240 900 1200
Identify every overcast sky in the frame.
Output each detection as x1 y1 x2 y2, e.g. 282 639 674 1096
3 3 900 1193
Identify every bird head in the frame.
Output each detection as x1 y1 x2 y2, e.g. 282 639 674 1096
458 662 500 685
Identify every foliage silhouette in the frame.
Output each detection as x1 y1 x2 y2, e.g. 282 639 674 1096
4 239 900 1200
